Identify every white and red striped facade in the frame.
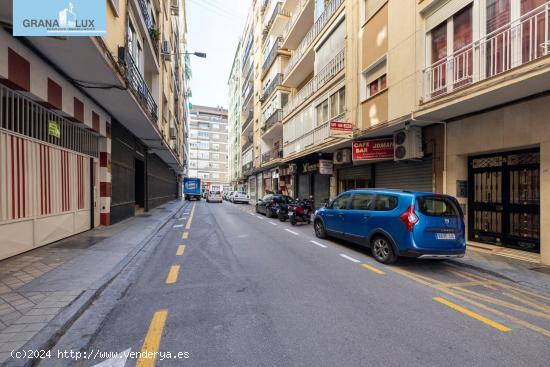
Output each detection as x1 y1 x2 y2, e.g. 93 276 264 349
0 29 112 260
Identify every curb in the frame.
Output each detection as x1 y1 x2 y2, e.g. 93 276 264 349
3 201 186 367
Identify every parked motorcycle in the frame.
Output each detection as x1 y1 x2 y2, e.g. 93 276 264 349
287 198 313 225
276 199 294 222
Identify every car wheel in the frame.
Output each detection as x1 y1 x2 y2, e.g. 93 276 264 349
314 220 326 238
278 213 286 222
371 236 397 264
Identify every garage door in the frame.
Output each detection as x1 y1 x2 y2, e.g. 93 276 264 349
375 157 433 192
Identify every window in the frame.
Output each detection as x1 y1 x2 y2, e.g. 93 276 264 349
213 134 220 140
212 143 220 151
315 19 346 72
198 131 209 139
198 151 209 159
362 57 387 100
212 123 219 129
212 173 220 179
350 193 375 210
316 99 329 125
373 195 398 211
212 163 220 169
362 0 387 23
416 196 460 217
198 161 209 169
212 153 220 160
330 193 350 209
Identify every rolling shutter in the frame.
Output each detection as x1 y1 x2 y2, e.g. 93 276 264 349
338 165 372 180
374 157 433 192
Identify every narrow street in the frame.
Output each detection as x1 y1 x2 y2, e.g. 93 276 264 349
41 200 550 367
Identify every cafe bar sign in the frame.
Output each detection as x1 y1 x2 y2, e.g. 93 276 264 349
352 138 394 161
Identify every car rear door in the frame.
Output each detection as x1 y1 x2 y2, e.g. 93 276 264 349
345 192 376 244
413 195 465 249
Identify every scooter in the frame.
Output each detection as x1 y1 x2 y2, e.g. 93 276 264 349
276 200 294 222
287 198 313 226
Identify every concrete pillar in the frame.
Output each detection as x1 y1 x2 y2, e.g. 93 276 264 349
540 141 550 266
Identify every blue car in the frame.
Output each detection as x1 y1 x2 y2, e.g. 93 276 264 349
313 189 466 264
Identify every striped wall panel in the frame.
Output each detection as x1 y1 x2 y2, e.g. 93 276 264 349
0 130 89 222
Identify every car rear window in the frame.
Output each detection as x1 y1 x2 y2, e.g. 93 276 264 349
417 196 460 217
374 195 398 211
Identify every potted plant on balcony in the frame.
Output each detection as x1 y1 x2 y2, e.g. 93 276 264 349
149 27 160 43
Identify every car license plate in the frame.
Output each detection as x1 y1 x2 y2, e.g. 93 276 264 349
436 233 456 240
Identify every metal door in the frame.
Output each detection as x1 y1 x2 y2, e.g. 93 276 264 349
468 149 540 252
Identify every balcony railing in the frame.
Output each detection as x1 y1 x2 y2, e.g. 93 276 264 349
124 52 158 122
263 3 290 40
242 88 253 112
284 0 343 76
423 2 550 102
242 61 254 94
261 73 283 102
242 110 253 132
262 148 283 164
242 138 253 153
137 0 159 54
283 119 333 157
261 109 283 134
262 37 284 76
283 0 308 41
283 48 345 118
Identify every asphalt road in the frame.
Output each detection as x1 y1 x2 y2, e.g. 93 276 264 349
42 200 550 366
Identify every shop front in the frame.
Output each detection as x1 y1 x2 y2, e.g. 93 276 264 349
295 156 333 209
445 95 548 262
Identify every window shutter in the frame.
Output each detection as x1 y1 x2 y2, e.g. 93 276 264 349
425 0 473 32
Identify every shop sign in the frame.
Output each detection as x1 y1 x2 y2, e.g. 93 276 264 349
352 138 394 161
288 164 297 173
319 160 333 175
302 162 318 173
48 120 61 138
330 119 353 138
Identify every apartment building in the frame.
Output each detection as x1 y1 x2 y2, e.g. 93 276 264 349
228 0 550 265
0 0 189 260
228 46 243 189
188 105 229 189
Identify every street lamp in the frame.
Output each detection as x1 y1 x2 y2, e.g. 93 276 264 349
184 52 207 58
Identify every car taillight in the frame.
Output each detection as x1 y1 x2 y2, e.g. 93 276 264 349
400 205 419 232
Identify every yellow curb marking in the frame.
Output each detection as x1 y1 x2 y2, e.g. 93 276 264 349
165 265 180 284
361 263 385 275
433 297 511 332
182 232 188 240
136 310 168 367
185 202 196 230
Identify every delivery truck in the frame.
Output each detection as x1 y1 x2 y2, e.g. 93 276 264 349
183 178 201 201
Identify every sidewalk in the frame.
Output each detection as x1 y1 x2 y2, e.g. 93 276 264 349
0 200 185 364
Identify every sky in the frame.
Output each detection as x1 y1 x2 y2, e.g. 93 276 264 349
186 0 250 109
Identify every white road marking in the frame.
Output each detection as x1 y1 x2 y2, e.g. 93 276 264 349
173 224 184 228
310 240 328 248
256 215 265 220
285 229 299 236
249 213 255 216
177 217 187 221
339 254 361 263
268 221 278 226
92 348 130 367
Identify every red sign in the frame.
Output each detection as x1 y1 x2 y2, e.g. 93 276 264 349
330 120 353 138
352 138 394 161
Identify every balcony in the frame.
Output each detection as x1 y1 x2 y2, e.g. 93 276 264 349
261 73 283 102
242 88 253 112
262 148 283 164
123 52 158 123
422 2 550 103
263 2 290 42
283 0 314 49
242 137 254 153
262 37 284 77
242 110 253 132
283 0 343 79
242 62 254 94
283 48 345 118
283 119 332 158
136 0 159 55
261 109 283 135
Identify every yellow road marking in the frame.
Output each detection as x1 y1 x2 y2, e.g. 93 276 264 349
361 263 385 275
502 290 550 313
165 265 180 284
136 310 168 367
391 267 550 338
433 297 511 332
185 202 196 229
182 232 188 240
176 245 186 256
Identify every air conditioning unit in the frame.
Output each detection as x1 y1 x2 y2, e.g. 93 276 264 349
333 149 351 164
162 41 172 61
393 126 423 161
170 127 177 139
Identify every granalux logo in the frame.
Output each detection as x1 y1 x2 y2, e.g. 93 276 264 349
13 0 106 36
